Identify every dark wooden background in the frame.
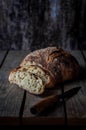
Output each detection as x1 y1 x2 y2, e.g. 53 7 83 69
0 0 86 50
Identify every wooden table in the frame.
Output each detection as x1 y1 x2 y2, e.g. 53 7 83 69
0 50 86 126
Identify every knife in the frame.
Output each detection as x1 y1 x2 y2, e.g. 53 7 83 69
30 86 81 115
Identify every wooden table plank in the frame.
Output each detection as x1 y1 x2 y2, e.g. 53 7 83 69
0 50 86 125
22 90 65 125
0 51 6 66
83 51 86 61
22 50 86 125
0 51 29 118
65 51 86 125
22 117 65 125
22 52 80 125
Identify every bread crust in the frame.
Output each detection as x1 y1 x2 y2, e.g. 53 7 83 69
9 46 80 94
20 47 80 86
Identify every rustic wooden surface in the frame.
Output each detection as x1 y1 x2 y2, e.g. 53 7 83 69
0 51 29 125
64 51 86 125
0 50 86 126
0 51 6 67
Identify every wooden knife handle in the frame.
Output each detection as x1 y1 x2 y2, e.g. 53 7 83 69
30 94 59 115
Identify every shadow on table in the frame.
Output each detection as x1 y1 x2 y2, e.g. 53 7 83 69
79 66 86 81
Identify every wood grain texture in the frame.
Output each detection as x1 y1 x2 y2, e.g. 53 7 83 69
22 89 65 125
65 51 86 123
22 50 86 125
83 51 86 62
0 50 86 125
0 51 6 67
0 51 29 117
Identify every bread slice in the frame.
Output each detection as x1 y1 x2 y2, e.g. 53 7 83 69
8 65 52 95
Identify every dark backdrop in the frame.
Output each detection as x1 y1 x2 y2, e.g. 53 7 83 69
0 0 86 50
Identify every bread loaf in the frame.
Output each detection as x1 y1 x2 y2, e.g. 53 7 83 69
8 46 80 95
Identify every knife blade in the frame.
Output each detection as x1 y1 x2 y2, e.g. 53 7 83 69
30 86 81 115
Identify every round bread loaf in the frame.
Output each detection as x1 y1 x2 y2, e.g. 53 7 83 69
9 46 80 95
